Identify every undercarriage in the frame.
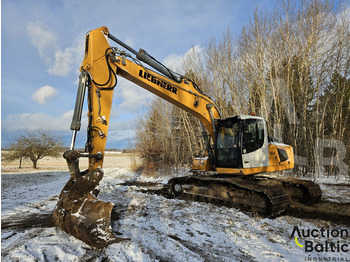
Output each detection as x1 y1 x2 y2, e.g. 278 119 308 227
166 173 322 217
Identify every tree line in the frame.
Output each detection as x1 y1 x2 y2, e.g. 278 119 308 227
134 0 350 176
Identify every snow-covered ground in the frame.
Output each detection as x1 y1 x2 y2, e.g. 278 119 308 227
1 168 350 261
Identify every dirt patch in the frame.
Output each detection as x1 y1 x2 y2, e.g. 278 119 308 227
117 181 161 187
2 213 54 231
287 200 350 226
2 208 125 233
321 183 350 187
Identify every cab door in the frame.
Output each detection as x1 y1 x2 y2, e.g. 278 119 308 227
241 118 269 168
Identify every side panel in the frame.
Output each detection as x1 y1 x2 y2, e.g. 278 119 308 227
190 157 211 171
267 143 294 170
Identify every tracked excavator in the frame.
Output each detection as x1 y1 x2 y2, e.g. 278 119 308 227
53 26 322 248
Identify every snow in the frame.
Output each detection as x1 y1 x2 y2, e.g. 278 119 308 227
1 171 69 219
2 168 349 261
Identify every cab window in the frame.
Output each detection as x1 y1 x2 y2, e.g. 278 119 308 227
242 119 264 154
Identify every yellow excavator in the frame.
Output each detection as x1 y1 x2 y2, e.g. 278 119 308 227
53 26 322 248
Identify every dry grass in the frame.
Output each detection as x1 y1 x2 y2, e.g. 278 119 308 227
129 151 144 173
1 151 134 173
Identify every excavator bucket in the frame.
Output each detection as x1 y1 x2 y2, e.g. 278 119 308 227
52 151 127 248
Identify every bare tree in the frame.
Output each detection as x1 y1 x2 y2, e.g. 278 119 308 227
3 140 26 168
4 130 62 169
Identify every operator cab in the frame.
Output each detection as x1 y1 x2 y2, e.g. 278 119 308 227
215 115 269 169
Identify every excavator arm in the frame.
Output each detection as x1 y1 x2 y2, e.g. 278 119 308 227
53 26 221 248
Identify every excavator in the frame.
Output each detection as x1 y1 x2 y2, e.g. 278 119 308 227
53 26 322 248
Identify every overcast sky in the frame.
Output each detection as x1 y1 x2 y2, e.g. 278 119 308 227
2 0 278 148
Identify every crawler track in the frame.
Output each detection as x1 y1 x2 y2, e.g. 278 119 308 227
249 175 322 205
277 178 322 204
167 175 290 217
166 173 323 218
